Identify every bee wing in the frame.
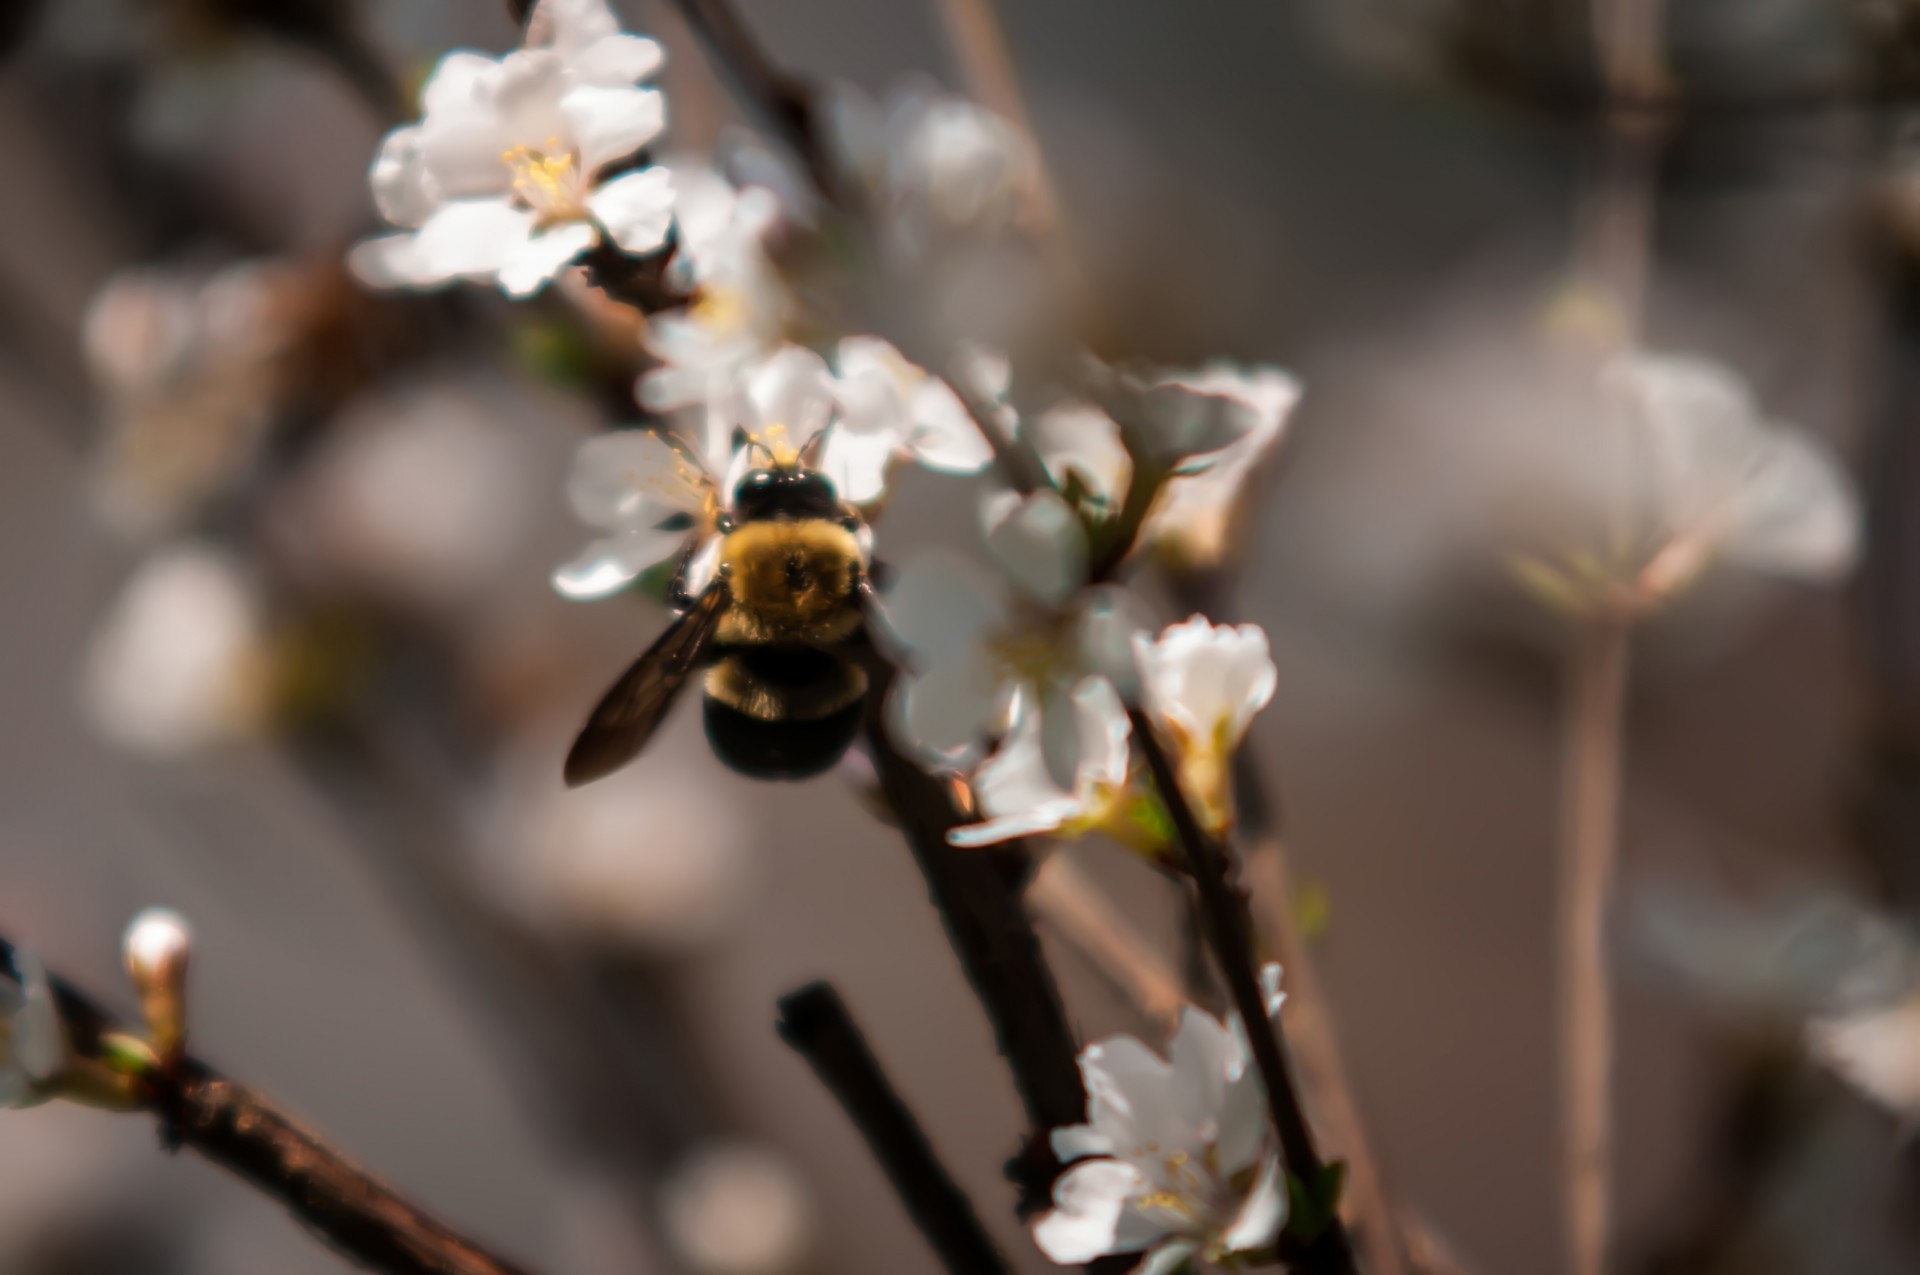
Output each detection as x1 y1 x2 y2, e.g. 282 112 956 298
564 580 731 787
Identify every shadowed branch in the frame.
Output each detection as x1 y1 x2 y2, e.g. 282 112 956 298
0 935 541 1275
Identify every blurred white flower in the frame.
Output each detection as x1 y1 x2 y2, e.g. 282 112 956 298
1605 352 1859 597
1521 351 1865 613
659 1142 816 1275
1035 965 1288 1270
83 259 310 538
556 346 853 601
0 951 64 1109
1809 997 1920 1119
828 83 1038 235
1131 617 1278 835
1142 365 1303 566
950 678 1141 848
295 379 539 611
639 161 793 413
82 545 271 756
497 752 752 955
351 0 673 297
829 337 991 502
884 91 1038 231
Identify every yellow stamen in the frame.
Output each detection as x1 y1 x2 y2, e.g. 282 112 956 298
502 141 587 224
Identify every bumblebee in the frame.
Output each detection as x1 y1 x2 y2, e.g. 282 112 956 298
564 455 874 786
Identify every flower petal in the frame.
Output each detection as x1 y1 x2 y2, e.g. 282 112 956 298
552 527 687 600
568 429 712 526
955 692 1077 841
1139 1239 1203 1275
368 125 435 228
888 654 1004 768
947 802 1083 847
746 345 835 455
1028 403 1130 509
908 379 992 472
981 487 1089 607
563 84 667 173
499 221 597 296
1051 1124 1116 1164
1725 428 1859 580
1032 1159 1157 1262
1070 676 1132 793
568 34 665 84
414 199 539 281
588 166 675 255
1168 1005 1233 1135
1219 1154 1289 1253
872 553 1004 660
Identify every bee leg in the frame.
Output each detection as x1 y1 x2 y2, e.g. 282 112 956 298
864 558 895 591
664 534 705 610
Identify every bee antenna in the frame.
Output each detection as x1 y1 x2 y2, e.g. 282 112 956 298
798 420 834 469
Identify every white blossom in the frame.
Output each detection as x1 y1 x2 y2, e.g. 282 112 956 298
81 544 272 756
82 259 310 538
1143 365 1303 565
659 1143 816 1275
638 161 794 413
555 346 848 601
881 490 1153 770
1034 965 1289 1270
1131 616 1278 835
828 337 991 502
0 951 64 1109
490 747 753 956
827 83 1039 235
949 678 1152 850
1605 352 1860 598
351 0 674 298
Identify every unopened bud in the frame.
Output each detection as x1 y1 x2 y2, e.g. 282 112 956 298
123 908 192 1067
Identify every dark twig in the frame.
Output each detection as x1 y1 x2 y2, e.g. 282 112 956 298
860 662 1086 1212
656 0 840 201
580 240 686 314
1125 710 1359 1275
777 983 1013 1275
0 936 539 1275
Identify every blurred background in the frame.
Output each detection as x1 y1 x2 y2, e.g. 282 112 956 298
0 0 1917 1272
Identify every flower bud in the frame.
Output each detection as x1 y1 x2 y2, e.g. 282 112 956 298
123 908 192 1067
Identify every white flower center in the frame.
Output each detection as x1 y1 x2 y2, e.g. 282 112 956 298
504 142 589 225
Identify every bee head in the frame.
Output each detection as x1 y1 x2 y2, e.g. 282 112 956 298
730 466 843 523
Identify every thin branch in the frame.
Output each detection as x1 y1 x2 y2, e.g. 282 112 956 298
0 935 539 1275
1123 710 1358 1275
1557 616 1632 1275
860 661 1087 1212
1166 575 1405 1275
656 0 840 201
1026 854 1184 1034
776 982 1013 1275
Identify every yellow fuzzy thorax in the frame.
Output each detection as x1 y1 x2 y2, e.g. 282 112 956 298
718 519 864 643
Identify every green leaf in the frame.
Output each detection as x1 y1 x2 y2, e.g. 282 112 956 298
97 1032 159 1076
1283 1160 1348 1244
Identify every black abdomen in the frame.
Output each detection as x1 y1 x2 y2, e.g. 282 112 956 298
703 645 867 780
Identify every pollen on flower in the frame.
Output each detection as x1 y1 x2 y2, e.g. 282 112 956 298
749 421 800 467
688 284 750 335
503 142 588 224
